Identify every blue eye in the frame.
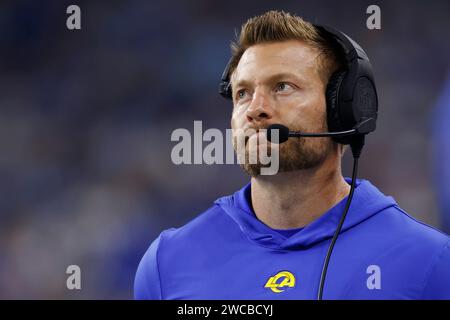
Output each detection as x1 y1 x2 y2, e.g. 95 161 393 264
237 89 247 100
276 82 291 92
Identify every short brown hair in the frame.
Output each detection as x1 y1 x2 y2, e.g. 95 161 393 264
228 10 344 86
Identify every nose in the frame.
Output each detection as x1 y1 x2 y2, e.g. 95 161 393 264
246 89 273 123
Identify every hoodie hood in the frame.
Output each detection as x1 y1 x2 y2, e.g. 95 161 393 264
214 178 397 250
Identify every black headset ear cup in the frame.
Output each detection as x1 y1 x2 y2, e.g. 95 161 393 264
326 71 347 137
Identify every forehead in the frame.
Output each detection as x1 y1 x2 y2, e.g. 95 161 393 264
232 40 321 84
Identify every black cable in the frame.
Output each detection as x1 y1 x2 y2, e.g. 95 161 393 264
317 156 359 300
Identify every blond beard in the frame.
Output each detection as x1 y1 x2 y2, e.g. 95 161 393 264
232 124 333 177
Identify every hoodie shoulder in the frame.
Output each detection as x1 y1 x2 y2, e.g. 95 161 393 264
421 238 450 299
134 203 234 299
380 204 450 299
134 231 164 300
391 204 449 245
356 180 448 247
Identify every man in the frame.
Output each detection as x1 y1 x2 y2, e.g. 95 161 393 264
135 11 450 299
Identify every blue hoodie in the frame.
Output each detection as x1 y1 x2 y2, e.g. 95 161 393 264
134 179 450 299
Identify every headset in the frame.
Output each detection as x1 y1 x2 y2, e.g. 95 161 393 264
218 24 378 300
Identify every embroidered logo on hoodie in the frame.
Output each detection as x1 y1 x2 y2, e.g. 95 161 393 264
264 271 296 293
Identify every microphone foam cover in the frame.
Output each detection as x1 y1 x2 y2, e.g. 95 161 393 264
267 124 289 144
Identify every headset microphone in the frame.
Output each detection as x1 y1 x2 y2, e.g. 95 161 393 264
266 118 376 144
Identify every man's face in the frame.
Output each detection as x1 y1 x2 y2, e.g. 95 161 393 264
230 40 334 177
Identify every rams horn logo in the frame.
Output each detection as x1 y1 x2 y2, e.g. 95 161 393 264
264 271 296 293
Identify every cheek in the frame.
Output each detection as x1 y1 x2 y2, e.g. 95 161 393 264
230 112 237 130
231 107 246 129
316 90 327 112
315 94 328 124
284 91 327 129
305 88 327 114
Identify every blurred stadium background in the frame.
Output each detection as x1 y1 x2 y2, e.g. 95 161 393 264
0 0 449 299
